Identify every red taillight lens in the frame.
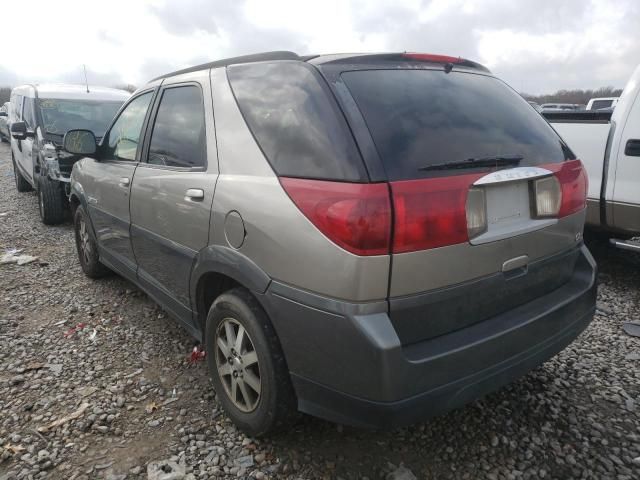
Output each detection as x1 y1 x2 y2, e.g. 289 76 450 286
546 160 588 217
280 178 391 256
390 173 483 253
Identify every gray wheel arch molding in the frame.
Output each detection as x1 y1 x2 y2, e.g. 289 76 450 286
190 245 272 320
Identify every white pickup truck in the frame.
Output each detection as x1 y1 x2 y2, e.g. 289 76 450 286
543 65 640 252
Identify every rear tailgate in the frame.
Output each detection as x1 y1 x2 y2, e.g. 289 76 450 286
335 66 586 344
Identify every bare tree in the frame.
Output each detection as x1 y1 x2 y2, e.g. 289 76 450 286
0 87 11 104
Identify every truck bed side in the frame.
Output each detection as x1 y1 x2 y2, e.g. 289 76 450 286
546 116 610 227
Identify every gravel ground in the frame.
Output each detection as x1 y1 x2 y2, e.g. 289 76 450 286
1 140 640 480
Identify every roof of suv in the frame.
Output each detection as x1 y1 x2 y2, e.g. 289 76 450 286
151 50 490 81
11 83 131 101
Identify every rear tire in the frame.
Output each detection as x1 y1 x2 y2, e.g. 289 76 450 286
12 154 32 193
74 205 109 278
205 287 297 436
37 176 65 225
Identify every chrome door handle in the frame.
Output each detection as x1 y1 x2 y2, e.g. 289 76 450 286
185 188 204 200
119 177 130 187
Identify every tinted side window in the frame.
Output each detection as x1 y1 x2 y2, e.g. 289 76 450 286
227 62 367 181
104 92 153 161
147 86 206 168
22 98 36 129
342 69 573 180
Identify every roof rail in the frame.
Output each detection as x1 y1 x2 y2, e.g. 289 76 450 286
151 51 301 81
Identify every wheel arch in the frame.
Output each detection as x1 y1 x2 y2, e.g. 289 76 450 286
69 182 99 240
191 245 272 335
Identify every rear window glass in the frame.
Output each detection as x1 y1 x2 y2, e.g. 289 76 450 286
227 62 367 181
341 69 573 180
591 100 612 110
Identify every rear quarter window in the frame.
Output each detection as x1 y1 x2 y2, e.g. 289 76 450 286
227 62 367 181
341 69 574 181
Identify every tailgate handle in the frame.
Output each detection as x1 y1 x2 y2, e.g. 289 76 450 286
502 255 529 280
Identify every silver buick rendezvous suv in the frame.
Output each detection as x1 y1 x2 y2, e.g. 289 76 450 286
64 51 597 435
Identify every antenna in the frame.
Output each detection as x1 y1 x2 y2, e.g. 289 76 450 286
83 65 90 93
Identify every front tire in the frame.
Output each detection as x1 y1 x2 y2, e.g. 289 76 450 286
12 154 32 192
205 287 297 436
37 176 65 225
74 205 109 278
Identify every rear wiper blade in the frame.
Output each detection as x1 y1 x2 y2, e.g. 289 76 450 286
419 155 523 171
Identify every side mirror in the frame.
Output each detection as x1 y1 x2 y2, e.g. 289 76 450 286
63 129 97 156
0 111 7 117
11 121 31 140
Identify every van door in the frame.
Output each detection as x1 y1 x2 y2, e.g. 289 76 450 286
83 90 155 279
611 94 640 233
130 72 216 323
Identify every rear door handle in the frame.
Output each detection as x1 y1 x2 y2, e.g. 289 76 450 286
185 188 204 200
624 139 640 157
119 177 130 187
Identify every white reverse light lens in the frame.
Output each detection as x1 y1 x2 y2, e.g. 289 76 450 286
466 187 487 239
534 176 561 217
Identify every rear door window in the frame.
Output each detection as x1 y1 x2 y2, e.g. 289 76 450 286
341 69 573 180
147 85 206 168
227 62 367 181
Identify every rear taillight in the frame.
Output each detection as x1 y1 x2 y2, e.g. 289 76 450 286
391 173 483 253
544 159 588 217
280 178 391 256
281 161 586 257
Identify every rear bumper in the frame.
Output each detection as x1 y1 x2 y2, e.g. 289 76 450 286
261 245 597 428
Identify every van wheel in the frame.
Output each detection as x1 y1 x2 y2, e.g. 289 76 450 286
74 205 109 278
205 287 297 436
12 155 32 192
38 176 65 225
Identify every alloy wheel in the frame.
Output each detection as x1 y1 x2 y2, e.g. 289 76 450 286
78 218 92 265
215 318 261 412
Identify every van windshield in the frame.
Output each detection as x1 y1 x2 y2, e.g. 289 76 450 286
341 69 574 180
38 98 124 138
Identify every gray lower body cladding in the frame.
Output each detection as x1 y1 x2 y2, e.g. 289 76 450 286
260 245 597 428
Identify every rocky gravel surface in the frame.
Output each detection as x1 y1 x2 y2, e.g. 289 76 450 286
1 140 640 480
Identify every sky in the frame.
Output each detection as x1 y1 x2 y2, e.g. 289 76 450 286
1 0 639 94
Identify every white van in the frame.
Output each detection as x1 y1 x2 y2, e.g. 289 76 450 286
9 84 129 224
